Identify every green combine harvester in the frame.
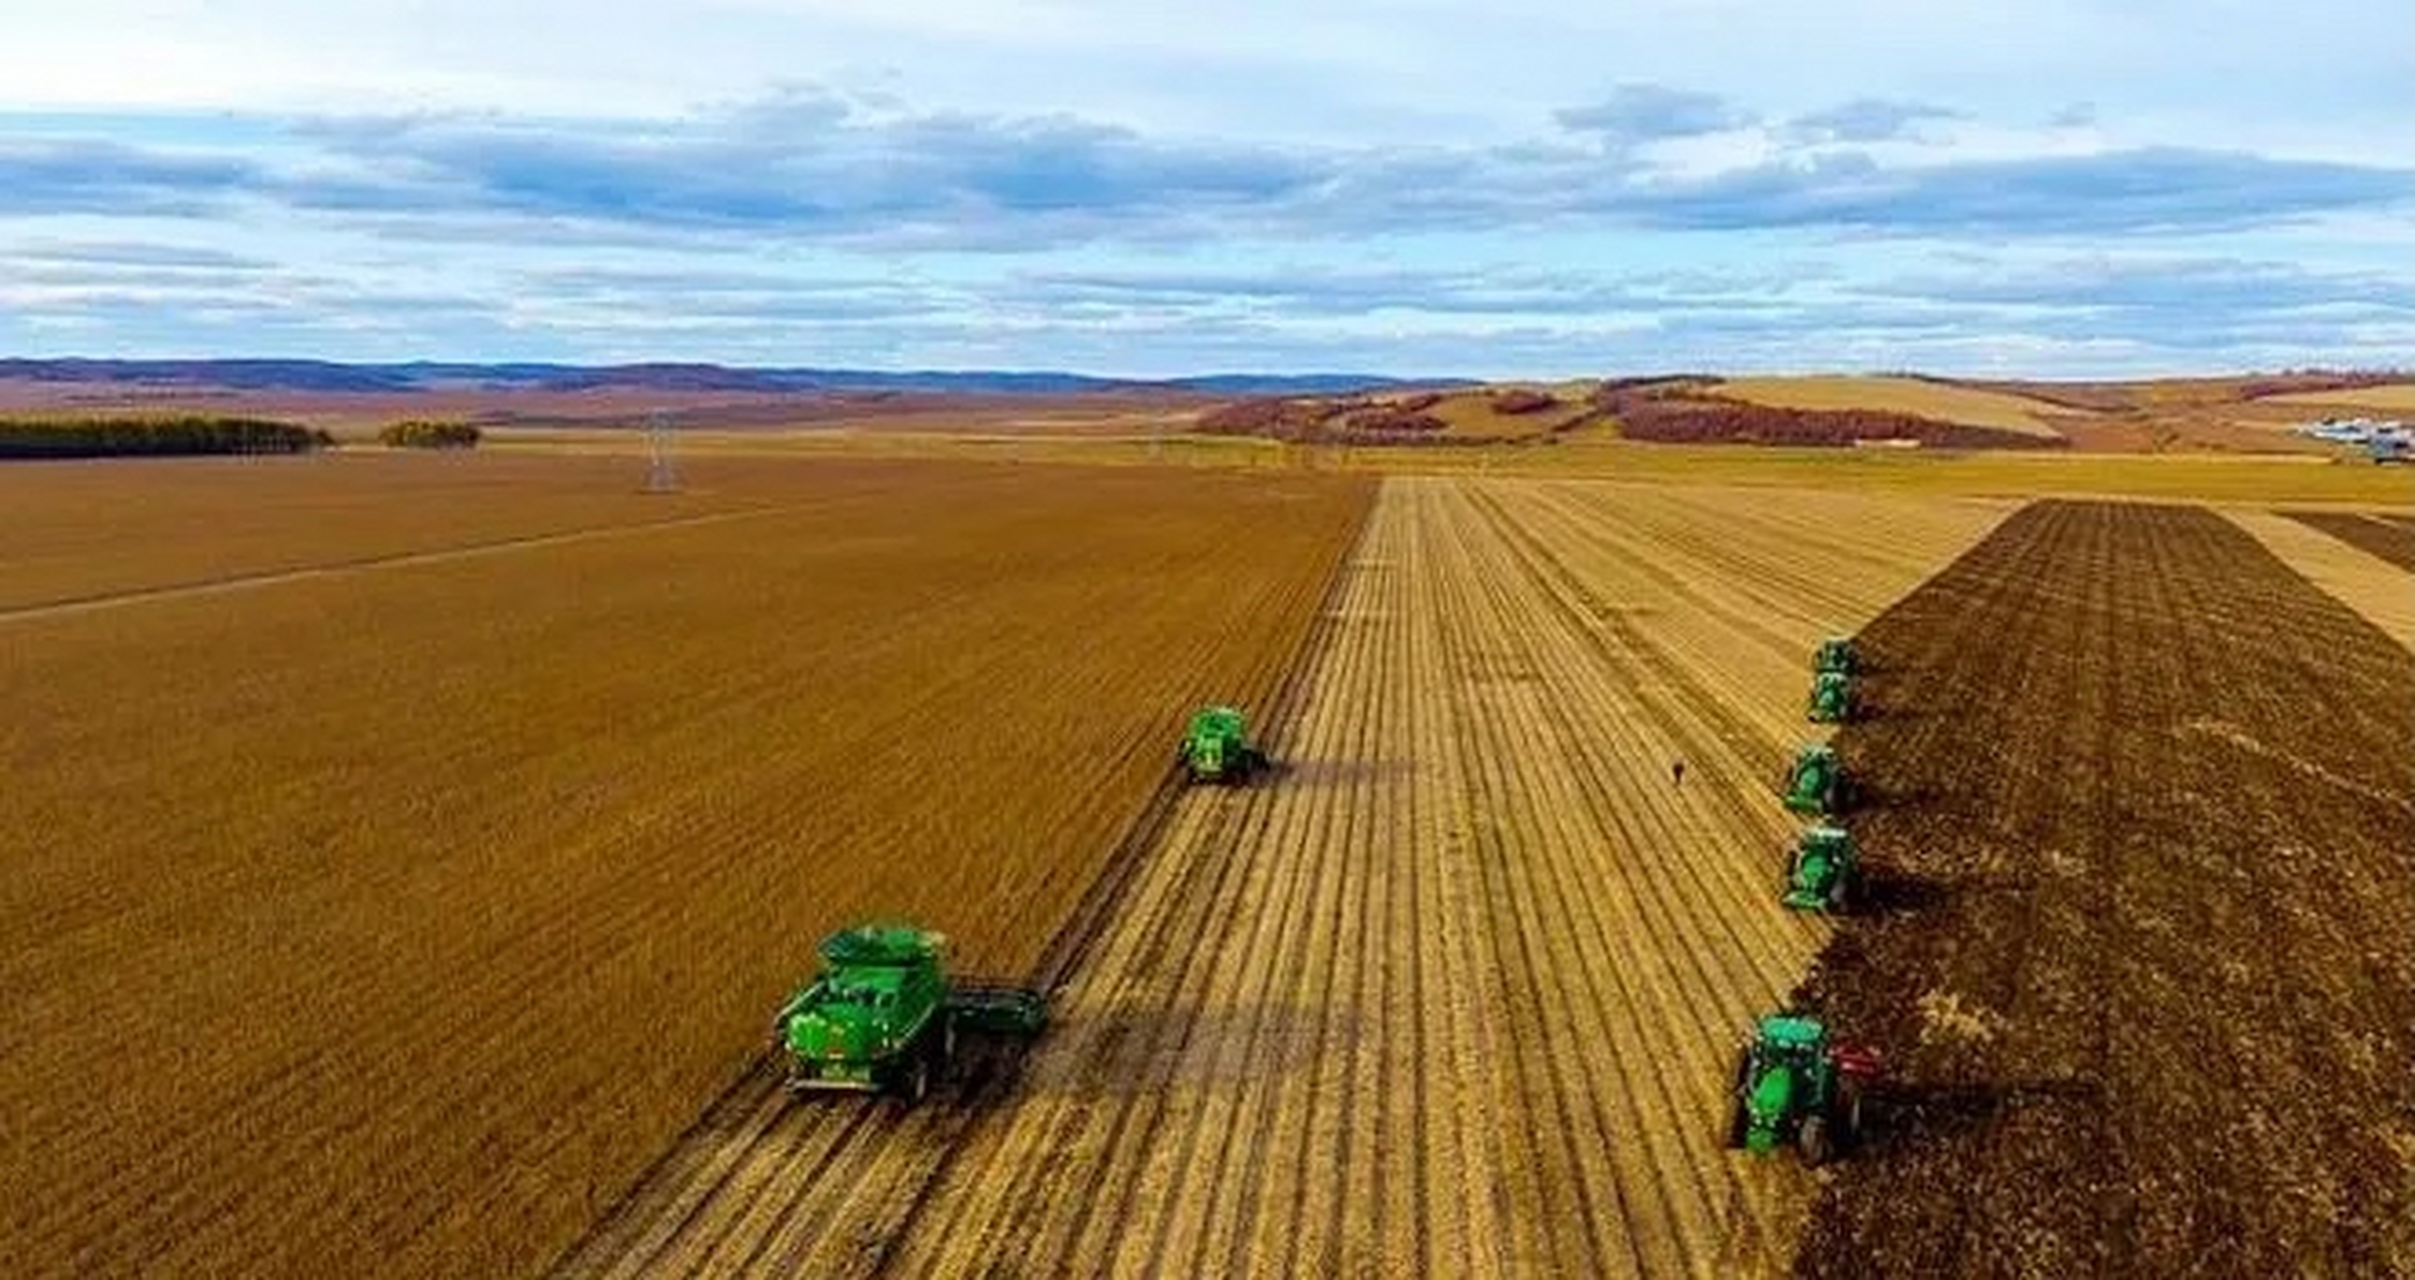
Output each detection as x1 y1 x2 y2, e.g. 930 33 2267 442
1721 1013 1882 1165
1180 704 1267 784
1783 825 1862 912
1807 670 1856 724
1782 742 1853 815
1814 635 1859 676
770 923 1047 1103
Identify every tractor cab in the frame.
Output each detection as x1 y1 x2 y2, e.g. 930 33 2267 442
1807 670 1855 723
1782 743 1851 815
1181 704 1264 784
774 925 949 1096
1723 1012 1879 1165
1814 636 1858 676
1783 825 1861 912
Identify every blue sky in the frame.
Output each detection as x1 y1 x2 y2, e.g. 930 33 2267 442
2 0 2409 376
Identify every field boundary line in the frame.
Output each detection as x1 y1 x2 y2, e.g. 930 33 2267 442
0 503 798 624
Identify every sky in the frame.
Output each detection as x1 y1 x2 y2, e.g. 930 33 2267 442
2 0 2410 377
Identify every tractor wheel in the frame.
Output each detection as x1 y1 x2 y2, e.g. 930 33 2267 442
1833 871 1856 914
905 1054 931 1105
1798 1115 1833 1166
1839 1083 1865 1148
1723 1099 1751 1150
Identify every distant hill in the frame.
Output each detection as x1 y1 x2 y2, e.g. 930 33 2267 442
0 359 1456 399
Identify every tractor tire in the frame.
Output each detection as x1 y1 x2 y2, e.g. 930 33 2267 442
904 1054 931 1105
1723 1099 1751 1150
1798 1115 1833 1166
1839 1083 1865 1148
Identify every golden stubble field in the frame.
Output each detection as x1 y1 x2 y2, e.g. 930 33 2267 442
557 477 2018 1276
7 443 2409 1280
0 454 1371 1278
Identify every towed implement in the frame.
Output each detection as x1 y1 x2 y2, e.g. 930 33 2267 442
1807 670 1857 723
1180 704 1267 784
770 923 1046 1103
1783 825 1862 912
1782 742 1853 815
1722 1013 1882 1165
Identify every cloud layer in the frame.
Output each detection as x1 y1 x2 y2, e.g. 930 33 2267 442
3 0 2412 377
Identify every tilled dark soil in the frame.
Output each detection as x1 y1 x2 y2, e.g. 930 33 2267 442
1792 500 2415 1279
2284 509 2415 572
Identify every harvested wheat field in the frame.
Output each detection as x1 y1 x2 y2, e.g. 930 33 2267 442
2279 508 2415 572
2225 510 2415 650
0 456 1370 1279
559 477 2007 1277
0 451 835 611
1793 501 2415 1278
1713 377 2067 439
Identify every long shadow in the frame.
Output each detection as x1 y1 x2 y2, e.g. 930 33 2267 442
1854 867 1955 916
1855 1075 2106 1155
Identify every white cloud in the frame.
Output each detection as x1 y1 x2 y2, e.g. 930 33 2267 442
1 1 2410 372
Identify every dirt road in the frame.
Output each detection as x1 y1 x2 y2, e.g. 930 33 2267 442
560 478 2005 1276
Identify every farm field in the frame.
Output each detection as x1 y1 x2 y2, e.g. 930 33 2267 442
1794 502 2415 1278
2259 384 2415 413
2226 510 2415 651
1714 376 2068 438
0 452 819 612
0 457 1369 1279
498 428 2415 507
2280 508 2415 572
558 477 2010 1276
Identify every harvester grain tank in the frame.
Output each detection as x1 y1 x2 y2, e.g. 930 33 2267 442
1782 742 1852 815
770 923 1046 1103
1807 670 1856 723
1814 635 1859 676
1180 704 1267 784
1721 1013 1882 1165
1783 825 1862 912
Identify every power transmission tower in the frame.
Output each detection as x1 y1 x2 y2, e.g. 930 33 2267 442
643 411 683 494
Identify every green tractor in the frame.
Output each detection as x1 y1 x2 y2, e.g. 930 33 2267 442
1782 825 1862 912
770 923 1047 1103
1782 742 1853 815
1814 635 1859 676
1180 704 1267 784
1807 670 1856 724
1721 1013 1882 1165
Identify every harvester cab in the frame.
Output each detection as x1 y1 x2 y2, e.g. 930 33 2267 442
1722 1013 1881 1165
1814 636 1858 676
1807 671 1856 724
1783 825 1861 912
1782 743 1851 815
771 923 1047 1104
1181 704 1266 784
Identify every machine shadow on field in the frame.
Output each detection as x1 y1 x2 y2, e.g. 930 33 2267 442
1851 867 1954 916
1035 1002 1362 1099
1848 1075 2107 1158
